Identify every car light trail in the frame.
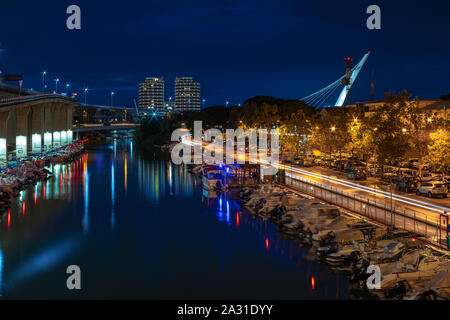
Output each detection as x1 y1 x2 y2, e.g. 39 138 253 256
266 161 449 215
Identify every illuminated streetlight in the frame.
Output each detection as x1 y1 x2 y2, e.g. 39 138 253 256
42 71 47 92
331 126 336 132
402 128 407 133
55 78 60 93
111 91 115 106
84 87 88 105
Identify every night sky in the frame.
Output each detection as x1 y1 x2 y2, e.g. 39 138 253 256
0 0 449 107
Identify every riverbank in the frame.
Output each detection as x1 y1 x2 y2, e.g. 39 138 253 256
239 183 449 299
0 142 85 215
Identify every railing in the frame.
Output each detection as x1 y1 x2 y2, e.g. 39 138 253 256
267 172 449 251
0 94 76 106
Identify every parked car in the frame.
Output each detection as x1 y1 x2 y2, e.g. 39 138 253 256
398 160 410 168
301 155 315 167
409 159 420 169
313 157 323 166
407 158 419 168
331 160 345 170
416 181 448 198
347 169 367 180
444 177 450 193
431 176 450 193
418 162 431 171
400 169 416 178
382 169 399 182
352 161 365 168
419 172 435 182
367 164 381 177
396 177 418 193
317 157 328 167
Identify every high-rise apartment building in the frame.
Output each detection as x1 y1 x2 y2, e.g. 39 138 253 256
138 77 165 117
175 77 200 113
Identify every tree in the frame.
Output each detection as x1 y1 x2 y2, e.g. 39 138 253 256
185 105 230 129
279 110 312 158
347 119 374 161
401 96 436 161
369 91 414 168
240 96 317 129
424 129 450 173
440 93 450 101
310 107 351 162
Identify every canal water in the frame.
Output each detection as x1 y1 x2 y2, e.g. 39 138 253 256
0 138 352 299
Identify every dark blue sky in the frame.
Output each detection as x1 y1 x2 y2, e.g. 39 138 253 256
0 0 449 107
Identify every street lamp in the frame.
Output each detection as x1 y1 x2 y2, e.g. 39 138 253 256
42 71 47 92
111 91 115 106
225 101 229 107
66 83 70 93
389 177 393 226
329 127 336 166
55 78 60 94
84 87 88 105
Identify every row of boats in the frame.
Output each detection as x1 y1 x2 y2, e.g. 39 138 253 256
239 184 450 300
0 143 85 213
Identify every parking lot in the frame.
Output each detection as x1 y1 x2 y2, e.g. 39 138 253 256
283 155 449 205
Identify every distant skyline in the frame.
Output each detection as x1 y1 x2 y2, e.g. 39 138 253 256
0 0 449 107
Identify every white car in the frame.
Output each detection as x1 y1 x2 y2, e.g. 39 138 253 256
416 181 447 198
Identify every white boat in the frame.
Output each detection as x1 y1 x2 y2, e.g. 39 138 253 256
201 166 225 190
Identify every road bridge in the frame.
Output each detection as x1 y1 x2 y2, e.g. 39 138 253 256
73 123 139 133
0 94 78 161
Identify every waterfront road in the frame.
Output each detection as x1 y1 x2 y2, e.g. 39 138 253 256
270 162 449 244
291 165 450 207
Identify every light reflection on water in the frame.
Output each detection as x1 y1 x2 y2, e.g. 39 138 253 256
0 138 351 299
0 247 3 296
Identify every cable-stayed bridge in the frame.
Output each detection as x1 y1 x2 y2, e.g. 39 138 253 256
300 51 370 109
